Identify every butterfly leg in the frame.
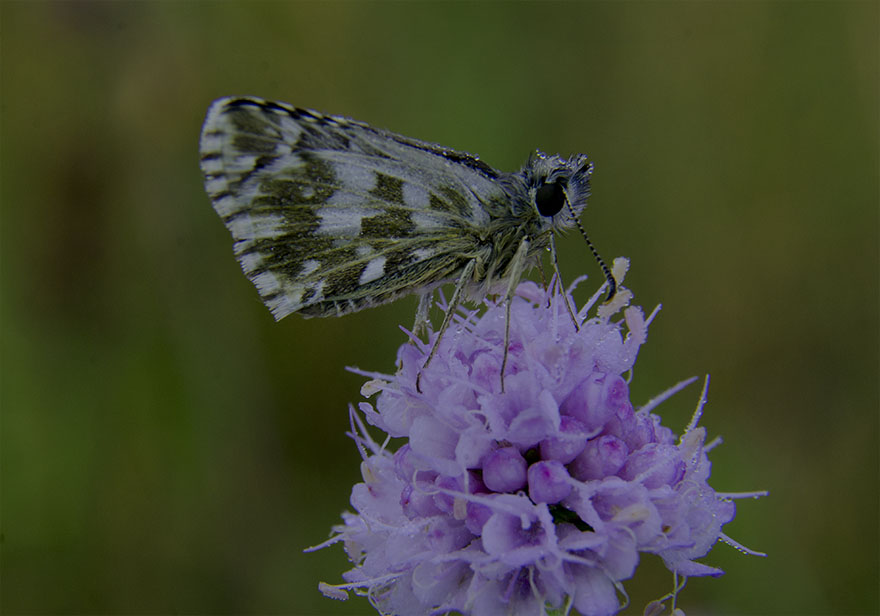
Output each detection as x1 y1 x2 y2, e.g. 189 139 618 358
536 253 549 292
549 234 580 332
413 292 433 339
416 259 476 393
498 237 532 393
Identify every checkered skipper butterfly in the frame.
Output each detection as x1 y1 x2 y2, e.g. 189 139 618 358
199 97 615 388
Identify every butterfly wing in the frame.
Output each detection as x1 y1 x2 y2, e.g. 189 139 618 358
199 97 514 319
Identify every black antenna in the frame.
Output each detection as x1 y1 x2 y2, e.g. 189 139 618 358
564 198 617 301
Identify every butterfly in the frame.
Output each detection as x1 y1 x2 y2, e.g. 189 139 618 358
199 97 615 389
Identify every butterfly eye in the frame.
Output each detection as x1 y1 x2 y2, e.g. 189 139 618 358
534 179 567 217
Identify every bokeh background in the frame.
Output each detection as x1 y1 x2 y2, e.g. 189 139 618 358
2 2 877 614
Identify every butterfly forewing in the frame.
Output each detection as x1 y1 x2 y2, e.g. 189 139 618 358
200 97 514 319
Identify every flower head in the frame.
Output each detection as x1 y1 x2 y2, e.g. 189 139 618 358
310 260 765 615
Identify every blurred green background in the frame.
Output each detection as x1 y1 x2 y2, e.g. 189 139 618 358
1 2 877 614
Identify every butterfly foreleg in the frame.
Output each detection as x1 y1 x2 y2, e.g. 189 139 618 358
413 292 433 338
549 234 580 332
416 258 477 393
499 237 532 393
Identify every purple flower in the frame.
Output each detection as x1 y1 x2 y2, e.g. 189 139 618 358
309 260 766 615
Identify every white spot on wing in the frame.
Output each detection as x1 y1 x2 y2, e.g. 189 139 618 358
403 182 429 208
316 206 366 236
239 251 264 274
309 280 325 303
267 291 302 321
252 271 282 295
412 211 445 231
331 159 377 187
211 182 262 218
275 114 304 144
299 259 321 277
200 158 223 176
359 256 387 285
225 153 260 175
227 213 285 240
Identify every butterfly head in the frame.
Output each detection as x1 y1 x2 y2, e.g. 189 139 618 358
524 151 593 232
524 151 616 300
